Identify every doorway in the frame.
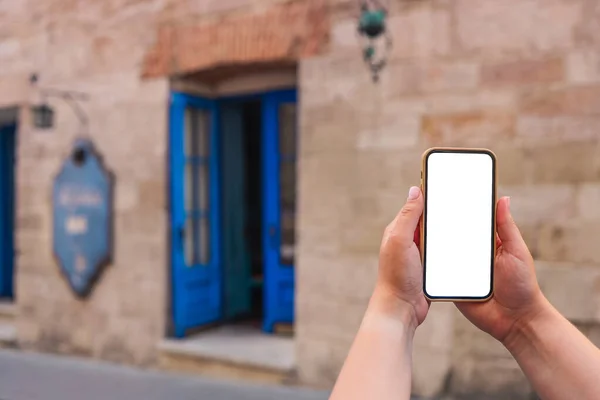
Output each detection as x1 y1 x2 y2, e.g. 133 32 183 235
169 89 297 337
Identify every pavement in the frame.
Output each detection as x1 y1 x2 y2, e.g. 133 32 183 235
0 349 329 400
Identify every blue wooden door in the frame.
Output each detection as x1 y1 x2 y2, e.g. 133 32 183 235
170 93 221 337
0 124 14 299
262 90 297 332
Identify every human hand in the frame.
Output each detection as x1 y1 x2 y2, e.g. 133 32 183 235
372 186 429 328
456 197 548 343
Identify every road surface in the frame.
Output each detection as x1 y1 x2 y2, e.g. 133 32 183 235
0 349 329 400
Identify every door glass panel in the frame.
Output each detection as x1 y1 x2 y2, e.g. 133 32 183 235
279 104 296 157
278 102 297 266
185 163 193 212
197 164 209 212
185 108 210 157
280 162 295 209
185 218 194 266
183 106 211 267
196 218 210 265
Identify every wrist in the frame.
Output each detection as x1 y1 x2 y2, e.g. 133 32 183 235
502 296 555 355
367 286 419 335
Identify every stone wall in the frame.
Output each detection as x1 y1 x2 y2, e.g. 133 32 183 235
1 0 172 365
2 0 600 397
0 0 323 370
296 0 600 398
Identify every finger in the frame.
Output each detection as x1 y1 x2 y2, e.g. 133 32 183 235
496 197 530 261
386 186 424 248
495 232 502 249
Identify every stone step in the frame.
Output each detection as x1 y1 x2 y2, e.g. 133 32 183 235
158 325 296 386
0 323 17 348
0 302 16 325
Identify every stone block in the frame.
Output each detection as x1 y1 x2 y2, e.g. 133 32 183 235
450 357 531 399
421 110 515 146
577 183 600 220
138 179 165 210
455 0 580 57
575 0 600 47
536 262 600 322
420 62 480 93
520 85 600 117
414 302 455 351
115 181 139 212
452 312 512 359
296 336 346 388
501 184 576 225
516 116 600 145
492 146 534 186
383 62 479 98
296 254 377 304
537 221 600 264
527 141 600 184
388 6 451 60
301 102 360 154
482 57 564 87
567 50 600 84
412 346 452 398
0 73 30 107
425 90 517 114
300 54 367 109
357 114 420 151
352 149 421 192
518 224 542 260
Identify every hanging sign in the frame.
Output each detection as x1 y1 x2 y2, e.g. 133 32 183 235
52 138 113 297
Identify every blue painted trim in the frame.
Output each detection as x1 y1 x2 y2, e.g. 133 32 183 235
169 92 222 337
210 100 222 317
169 94 185 337
261 89 297 332
0 124 15 299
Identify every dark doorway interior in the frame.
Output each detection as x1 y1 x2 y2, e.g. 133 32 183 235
221 100 263 325
242 101 264 321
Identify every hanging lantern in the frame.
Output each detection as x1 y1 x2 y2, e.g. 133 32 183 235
357 0 392 82
29 73 90 134
31 103 55 129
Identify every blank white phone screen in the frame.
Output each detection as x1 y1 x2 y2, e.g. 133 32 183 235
424 151 494 298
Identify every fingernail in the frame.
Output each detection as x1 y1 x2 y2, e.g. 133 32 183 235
507 196 511 210
408 186 420 200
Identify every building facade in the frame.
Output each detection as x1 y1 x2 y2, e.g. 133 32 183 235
1 0 600 398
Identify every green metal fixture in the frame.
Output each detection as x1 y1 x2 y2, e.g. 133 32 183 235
357 1 392 82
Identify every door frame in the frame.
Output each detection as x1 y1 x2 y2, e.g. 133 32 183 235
168 87 297 336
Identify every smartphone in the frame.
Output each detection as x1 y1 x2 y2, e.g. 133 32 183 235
421 148 496 301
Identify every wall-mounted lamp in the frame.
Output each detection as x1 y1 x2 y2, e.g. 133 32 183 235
31 103 55 129
357 0 392 82
30 74 90 133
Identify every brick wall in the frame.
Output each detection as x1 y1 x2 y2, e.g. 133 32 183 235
296 0 600 398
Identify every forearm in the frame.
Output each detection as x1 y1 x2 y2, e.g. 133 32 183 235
329 289 417 400
504 298 600 400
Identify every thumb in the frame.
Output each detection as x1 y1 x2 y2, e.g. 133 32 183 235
385 186 424 247
496 197 531 261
